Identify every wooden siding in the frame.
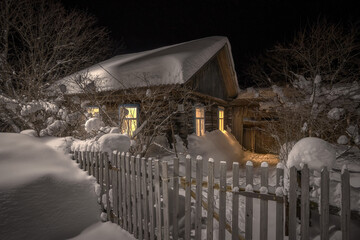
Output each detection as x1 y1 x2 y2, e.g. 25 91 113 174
217 46 238 98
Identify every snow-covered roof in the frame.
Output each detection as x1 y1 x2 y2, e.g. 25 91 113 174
54 36 238 94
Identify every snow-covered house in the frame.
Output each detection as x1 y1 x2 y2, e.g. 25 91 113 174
53 36 240 143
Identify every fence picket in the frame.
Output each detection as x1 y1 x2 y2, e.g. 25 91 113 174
117 152 122 227
341 166 350 240
173 157 179 240
148 158 155 240
113 152 119 225
121 152 127 230
99 152 104 212
260 162 269 240
185 155 191 240
276 163 284 240
162 161 170 240
289 166 297 240
154 159 162 240
80 151 84 169
105 152 111 221
195 156 203 240
125 153 132 233
232 162 239 240
142 157 149 240
131 155 138 237
219 161 227 240
301 164 309 240
320 167 329 240
207 158 214 240
86 151 90 174
245 161 253 240
95 152 99 183
136 155 143 240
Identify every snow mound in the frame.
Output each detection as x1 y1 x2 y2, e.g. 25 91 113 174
327 107 344 120
85 117 104 133
0 133 99 240
20 129 38 137
287 137 336 171
337 135 349 145
98 133 131 156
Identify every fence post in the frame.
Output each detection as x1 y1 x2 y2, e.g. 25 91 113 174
245 161 253 240
301 164 309 240
148 158 155 240
260 162 269 240
289 166 297 240
136 155 143 240
207 158 215 240
80 151 84 170
131 155 138 237
320 167 329 240
154 159 162 240
185 155 192 240
105 152 111 221
341 165 350 240
195 156 203 240
276 163 284 240
219 161 227 240
162 161 170 240
125 153 132 233
74 150 79 164
232 162 239 240
142 157 149 240
173 157 179 240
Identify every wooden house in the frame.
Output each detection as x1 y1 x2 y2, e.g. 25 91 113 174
54 36 241 145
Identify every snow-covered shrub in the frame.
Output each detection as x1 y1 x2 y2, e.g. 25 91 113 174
20 129 38 137
98 133 131 156
84 117 104 133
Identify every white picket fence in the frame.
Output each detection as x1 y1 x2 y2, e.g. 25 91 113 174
72 150 351 240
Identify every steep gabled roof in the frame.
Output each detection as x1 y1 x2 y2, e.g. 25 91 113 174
53 36 239 95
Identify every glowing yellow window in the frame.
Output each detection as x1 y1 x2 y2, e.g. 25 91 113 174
195 107 205 136
218 108 224 132
119 105 138 136
87 106 99 117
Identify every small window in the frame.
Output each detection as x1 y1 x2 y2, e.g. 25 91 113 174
218 107 224 132
195 106 205 136
87 106 100 117
119 104 139 136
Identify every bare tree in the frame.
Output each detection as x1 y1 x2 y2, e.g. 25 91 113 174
0 0 115 132
246 19 360 159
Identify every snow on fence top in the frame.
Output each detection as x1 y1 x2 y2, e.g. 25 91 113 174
52 36 236 94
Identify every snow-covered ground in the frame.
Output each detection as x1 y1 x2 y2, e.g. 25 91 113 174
1 131 359 240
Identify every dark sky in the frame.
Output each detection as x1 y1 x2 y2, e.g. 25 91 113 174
61 0 359 87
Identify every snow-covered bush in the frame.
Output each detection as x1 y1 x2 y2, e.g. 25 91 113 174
85 118 104 133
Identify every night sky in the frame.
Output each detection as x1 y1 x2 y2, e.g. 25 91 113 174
61 0 359 87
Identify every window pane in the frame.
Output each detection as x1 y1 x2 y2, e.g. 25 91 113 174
87 107 99 117
126 107 137 119
196 108 204 118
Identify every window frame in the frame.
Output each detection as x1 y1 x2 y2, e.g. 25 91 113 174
194 105 205 136
119 104 139 136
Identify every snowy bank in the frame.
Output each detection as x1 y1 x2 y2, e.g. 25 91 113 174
0 133 99 240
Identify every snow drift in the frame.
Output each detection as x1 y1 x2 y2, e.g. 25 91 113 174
0 133 99 240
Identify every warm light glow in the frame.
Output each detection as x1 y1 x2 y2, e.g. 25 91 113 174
87 107 99 117
218 108 224 132
195 107 205 136
120 107 138 136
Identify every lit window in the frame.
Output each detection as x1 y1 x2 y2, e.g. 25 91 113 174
195 106 205 136
87 106 99 117
218 107 224 132
119 105 138 136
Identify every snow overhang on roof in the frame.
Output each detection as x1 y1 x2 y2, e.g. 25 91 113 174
52 36 238 95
